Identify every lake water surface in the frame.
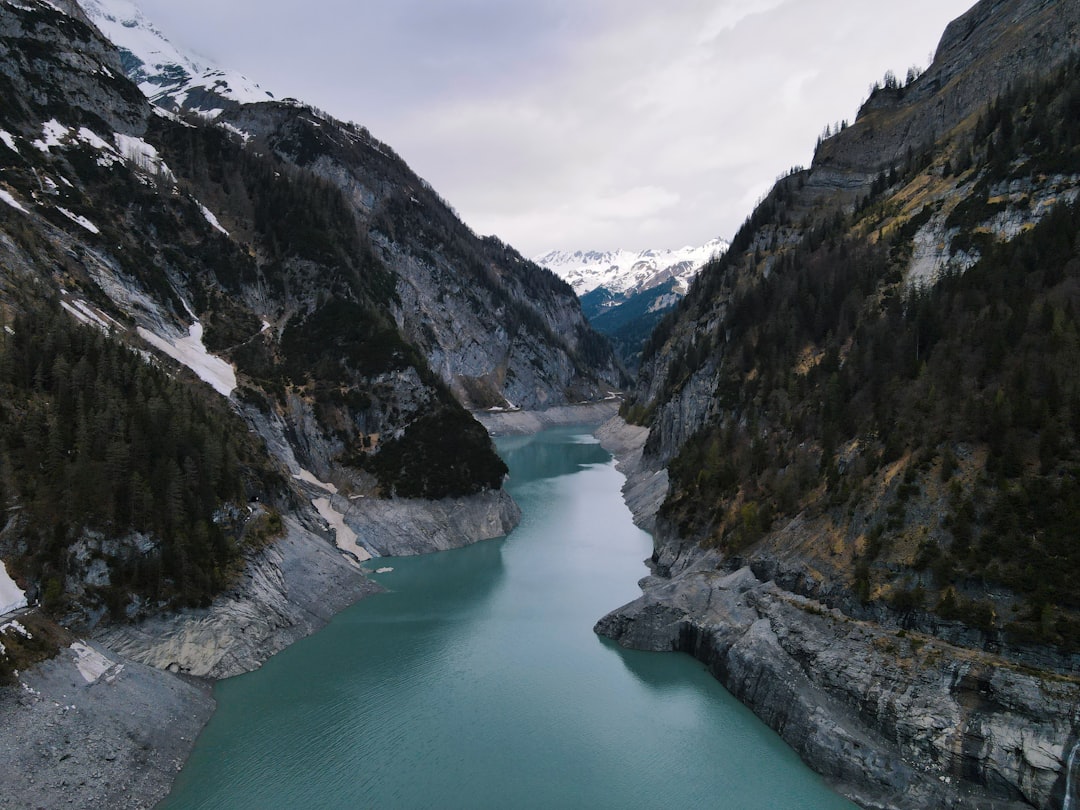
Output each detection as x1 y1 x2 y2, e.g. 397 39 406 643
161 427 855 809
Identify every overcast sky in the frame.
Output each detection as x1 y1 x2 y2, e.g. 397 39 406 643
133 0 975 257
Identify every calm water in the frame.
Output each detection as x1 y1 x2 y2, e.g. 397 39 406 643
161 428 855 809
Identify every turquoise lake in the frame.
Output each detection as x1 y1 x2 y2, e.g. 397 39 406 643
161 427 856 809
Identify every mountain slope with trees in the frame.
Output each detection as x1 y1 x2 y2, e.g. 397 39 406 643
602 1 1080 808
0 0 613 675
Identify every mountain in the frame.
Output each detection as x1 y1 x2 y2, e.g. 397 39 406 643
536 238 728 298
536 238 728 368
0 0 619 630
0 3 619 805
80 0 622 410
600 1 1080 808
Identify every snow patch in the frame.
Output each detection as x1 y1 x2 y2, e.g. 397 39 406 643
60 298 120 332
114 133 175 183
293 468 338 494
0 561 28 615
312 497 371 563
152 106 188 125
0 130 18 152
137 321 236 397
76 126 112 152
0 620 30 638
31 119 69 152
198 202 229 235
0 189 29 214
219 122 252 143
70 641 121 684
56 206 100 234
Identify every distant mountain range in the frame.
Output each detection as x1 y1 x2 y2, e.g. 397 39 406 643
535 238 729 368
535 238 728 297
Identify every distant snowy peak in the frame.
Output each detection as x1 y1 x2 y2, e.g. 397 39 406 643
536 237 729 297
79 0 275 116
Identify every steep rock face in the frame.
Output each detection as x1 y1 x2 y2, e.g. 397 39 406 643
342 490 520 558
596 558 1078 810
0 0 146 137
95 517 380 679
814 0 1080 178
215 102 622 410
597 423 1080 810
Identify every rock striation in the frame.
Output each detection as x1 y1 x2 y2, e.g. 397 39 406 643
596 416 1080 810
94 517 380 679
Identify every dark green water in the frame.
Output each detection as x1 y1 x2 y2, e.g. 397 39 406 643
161 428 856 809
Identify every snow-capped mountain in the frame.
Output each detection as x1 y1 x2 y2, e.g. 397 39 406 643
534 237 728 369
535 237 729 298
79 0 276 115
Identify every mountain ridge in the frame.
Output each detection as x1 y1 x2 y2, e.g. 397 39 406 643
535 237 729 297
536 237 728 369
80 0 276 114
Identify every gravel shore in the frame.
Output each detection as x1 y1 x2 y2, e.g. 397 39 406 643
0 638 213 810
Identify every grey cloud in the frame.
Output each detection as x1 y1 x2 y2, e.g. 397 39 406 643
133 0 974 255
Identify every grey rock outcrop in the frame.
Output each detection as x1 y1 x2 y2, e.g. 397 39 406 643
594 416 668 535
0 637 213 810
0 1 147 138
597 554 1080 810
815 0 1080 178
342 490 520 558
475 400 621 437
597 418 1080 810
95 517 379 679
217 103 622 412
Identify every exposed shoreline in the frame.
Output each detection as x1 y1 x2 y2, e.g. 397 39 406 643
473 399 621 436
0 401 610 809
592 416 1080 810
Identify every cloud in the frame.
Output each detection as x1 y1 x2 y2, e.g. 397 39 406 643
133 0 975 256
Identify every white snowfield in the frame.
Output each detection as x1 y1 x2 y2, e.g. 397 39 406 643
198 203 229 235
79 0 275 112
0 188 28 214
31 119 68 153
312 497 371 564
535 236 730 297
113 132 175 183
56 206 100 234
0 560 28 616
137 321 237 397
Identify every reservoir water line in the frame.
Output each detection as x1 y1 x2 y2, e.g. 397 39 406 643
1064 736 1080 810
